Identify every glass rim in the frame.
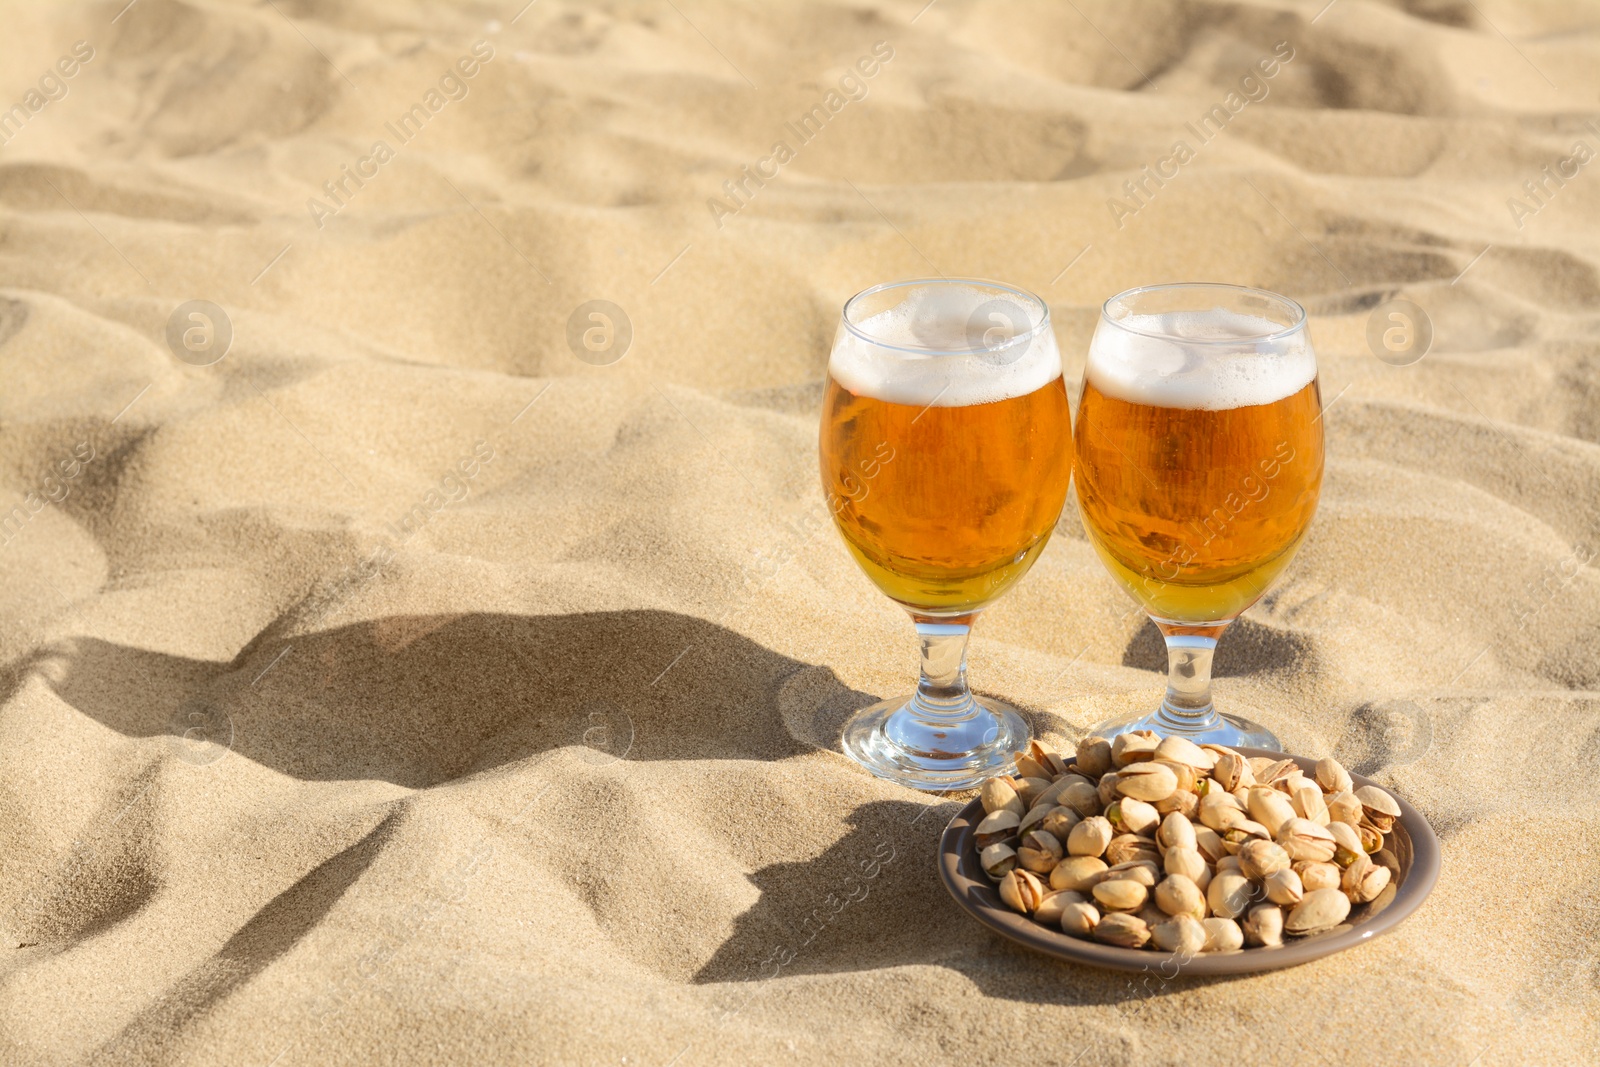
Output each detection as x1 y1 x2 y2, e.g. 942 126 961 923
1100 282 1308 347
841 277 1052 356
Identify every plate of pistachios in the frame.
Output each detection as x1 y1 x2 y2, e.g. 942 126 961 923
937 735 1440 974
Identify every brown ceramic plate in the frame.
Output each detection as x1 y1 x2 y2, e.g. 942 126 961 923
938 747 1440 974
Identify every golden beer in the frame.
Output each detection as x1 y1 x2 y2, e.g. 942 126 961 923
821 375 1074 614
1075 368 1323 623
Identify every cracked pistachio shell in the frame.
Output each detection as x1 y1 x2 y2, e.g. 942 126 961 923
1019 804 1052 839
1154 873 1207 921
1157 759 1198 794
1014 752 1051 782
1092 912 1150 948
1059 780 1102 819
1106 797 1160 837
1247 756 1276 778
1263 867 1304 906
1276 818 1338 863
1285 887 1351 935
1242 903 1284 947
1292 783 1330 826
1210 750 1249 792
1060 900 1100 938
1238 838 1291 881
1326 820 1365 867
1154 734 1213 770
1067 816 1114 858
1014 776 1052 808
1293 861 1342 892
980 777 1026 817
1207 871 1254 920
1096 772 1122 809
1193 826 1227 865
1017 830 1064 874
1215 854 1243 876
1157 811 1197 853
1075 736 1114 779
1092 878 1149 913
1040 806 1081 841
1150 913 1208 955
1315 756 1354 795
1136 901 1169 929
1199 792 1245 832
1112 730 1161 768
1259 759 1299 788
1050 855 1109 892
1105 860 1160 887
1247 786 1298 835
1155 789 1200 819
1221 820 1271 855
1026 739 1070 778
1355 785 1401 830
1033 889 1076 926
980 842 1017 881
1117 761 1179 803
1163 845 1211 889
974 809 1021 849
1357 821 1386 853
1328 791 1363 828
1105 834 1162 867
1342 854 1392 904
1201 917 1244 953
998 868 1046 913
1035 774 1091 812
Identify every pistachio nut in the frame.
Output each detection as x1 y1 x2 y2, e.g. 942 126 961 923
980 777 1025 817
1150 913 1207 955
974 809 1021 850
1355 785 1401 833
1259 758 1299 788
1247 786 1297 835
1050 855 1109 892
1193 826 1227 865
1199 791 1245 832
1104 834 1162 867
1157 811 1197 853
1154 734 1212 770
1263 867 1304 906
1201 916 1244 953
1104 859 1160 888
1292 783 1330 826
980 842 1018 881
1154 789 1200 819
1327 790 1363 828
1116 761 1179 803
1136 902 1169 930
1017 829 1064 874
1107 797 1160 838
1060 900 1100 938
1357 821 1385 853
1092 912 1150 948
1276 818 1337 863
1163 845 1211 889
1242 903 1284 947
1220 820 1271 855
1018 804 1051 839
1096 772 1122 810
1210 750 1248 792
1112 730 1161 768
1315 756 1353 795
1026 739 1071 778
1067 815 1113 858
1033 889 1075 926
1154 873 1207 921
1013 752 1051 782
1206 871 1254 920
1060 780 1102 818
1157 758 1198 794
1074 735 1113 779
1284 887 1351 936
1215 854 1244 876
1040 806 1080 842
1014 776 1052 809
1092 878 1149 913
1246 756 1277 779
1342 854 1392 904
998 868 1046 913
1237 838 1291 881
1293 860 1342 893
1326 820 1365 868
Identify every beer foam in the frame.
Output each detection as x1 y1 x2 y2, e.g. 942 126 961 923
828 286 1062 407
1086 309 1315 411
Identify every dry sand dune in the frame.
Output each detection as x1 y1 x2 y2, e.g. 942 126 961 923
0 0 1597 1063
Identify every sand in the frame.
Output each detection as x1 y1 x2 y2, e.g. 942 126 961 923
0 0 1596 1063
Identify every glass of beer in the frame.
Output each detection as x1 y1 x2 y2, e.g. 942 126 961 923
1075 283 1324 750
820 279 1074 790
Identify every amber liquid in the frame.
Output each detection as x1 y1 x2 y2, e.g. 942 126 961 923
1073 377 1324 623
820 375 1074 615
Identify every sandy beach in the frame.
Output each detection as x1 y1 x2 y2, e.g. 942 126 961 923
0 0 1597 1063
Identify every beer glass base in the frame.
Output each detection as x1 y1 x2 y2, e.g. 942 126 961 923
1086 706 1281 752
841 694 1030 792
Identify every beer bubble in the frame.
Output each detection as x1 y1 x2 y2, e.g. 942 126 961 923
165 300 233 366
965 298 1033 366
1365 298 1432 366
566 299 632 366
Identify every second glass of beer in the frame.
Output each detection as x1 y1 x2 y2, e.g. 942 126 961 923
820 279 1073 790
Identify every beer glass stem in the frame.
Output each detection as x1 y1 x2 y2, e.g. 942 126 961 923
1155 620 1229 730
911 615 978 720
